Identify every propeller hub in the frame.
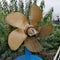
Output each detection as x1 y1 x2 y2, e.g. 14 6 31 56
25 26 38 36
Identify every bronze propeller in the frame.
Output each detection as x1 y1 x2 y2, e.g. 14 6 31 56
6 3 53 52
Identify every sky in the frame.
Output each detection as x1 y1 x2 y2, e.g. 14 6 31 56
37 0 60 19
25 0 60 19
2 0 60 19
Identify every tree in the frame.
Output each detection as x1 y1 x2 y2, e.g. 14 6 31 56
0 0 60 60
33 0 37 4
25 0 32 20
0 2 4 18
2 0 9 16
9 0 18 12
43 8 53 24
18 0 24 13
40 0 45 11
0 2 3 13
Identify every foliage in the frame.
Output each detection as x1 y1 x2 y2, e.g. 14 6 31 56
38 25 60 50
33 0 37 3
0 0 60 60
9 0 18 12
40 0 45 11
24 0 32 19
18 0 24 13
1 0 9 15
40 7 53 26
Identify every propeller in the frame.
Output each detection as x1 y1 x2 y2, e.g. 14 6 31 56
6 3 53 52
6 12 29 30
24 37 43 52
38 24 53 38
8 29 27 50
30 3 42 27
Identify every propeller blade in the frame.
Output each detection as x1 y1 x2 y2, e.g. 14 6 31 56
38 24 53 38
30 3 42 27
24 37 43 52
6 12 29 30
8 29 27 51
